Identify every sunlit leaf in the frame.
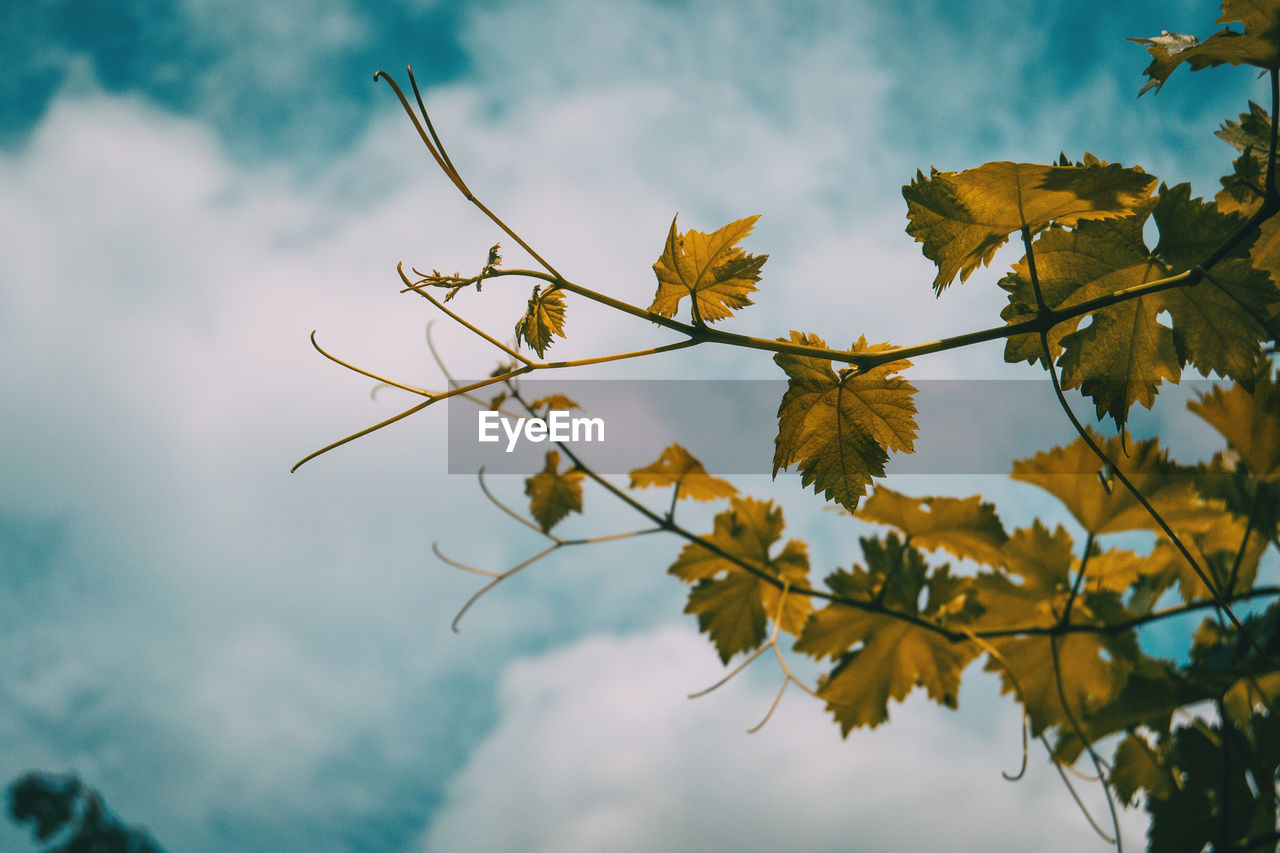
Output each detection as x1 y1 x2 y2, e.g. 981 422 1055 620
856 487 1008 566
1130 0 1280 95
514 285 566 357
628 443 737 501
669 497 810 661
524 450 583 533
1010 431 1222 535
1190 379 1280 482
796 535 977 731
773 331 916 513
1153 184 1277 382
649 214 767 323
904 158 1155 292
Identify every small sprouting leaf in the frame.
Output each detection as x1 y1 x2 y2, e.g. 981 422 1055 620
1189 379 1280 481
649 214 767 323
773 331 917 513
669 496 810 662
628 443 737 501
903 159 1156 292
1130 1 1280 96
514 285 566 358
524 450 583 533
482 243 502 276
857 486 1007 566
1010 430 1222 536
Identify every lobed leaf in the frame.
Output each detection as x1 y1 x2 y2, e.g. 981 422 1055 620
773 331 917 513
857 486 1007 566
514 285 566 358
903 158 1155 293
649 214 767 324
796 535 977 731
1011 430 1223 536
984 631 1138 737
628 443 737 501
524 450 584 533
1188 379 1280 481
669 496 810 662
1153 184 1277 383
1130 0 1280 96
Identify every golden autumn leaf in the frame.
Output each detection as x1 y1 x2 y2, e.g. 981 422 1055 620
649 214 767 324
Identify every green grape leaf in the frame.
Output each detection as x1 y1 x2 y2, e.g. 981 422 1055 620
1111 733 1173 806
1010 430 1222 536
669 496 810 661
1052 657 1207 763
1189 380 1280 481
1153 184 1277 381
628 443 737 501
514 285 566 358
1131 0 1280 96
524 450 583 533
773 331 917 513
649 214 767 324
903 158 1156 293
1147 717 1280 853
856 487 1008 566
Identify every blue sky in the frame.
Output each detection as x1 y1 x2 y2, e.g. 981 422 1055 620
1 1 1273 851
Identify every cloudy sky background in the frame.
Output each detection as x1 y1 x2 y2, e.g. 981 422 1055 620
1 1 1274 850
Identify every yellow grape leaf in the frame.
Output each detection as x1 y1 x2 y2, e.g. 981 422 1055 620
857 486 1007 566
773 332 917 513
1215 102 1271 216
1010 430 1222 536
998 206 1180 430
903 158 1156 293
524 450 583 533
796 537 978 731
649 214 767 324
1000 520 1075 595
528 394 580 412
985 630 1138 737
1153 184 1277 382
812 618 973 733
514 285 566 357
1130 0 1280 96
669 496 810 662
1146 515 1266 602
628 443 737 501
1188 380 1280 481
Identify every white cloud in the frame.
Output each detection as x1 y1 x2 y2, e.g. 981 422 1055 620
1 1 1240 850
418 626 1148 853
